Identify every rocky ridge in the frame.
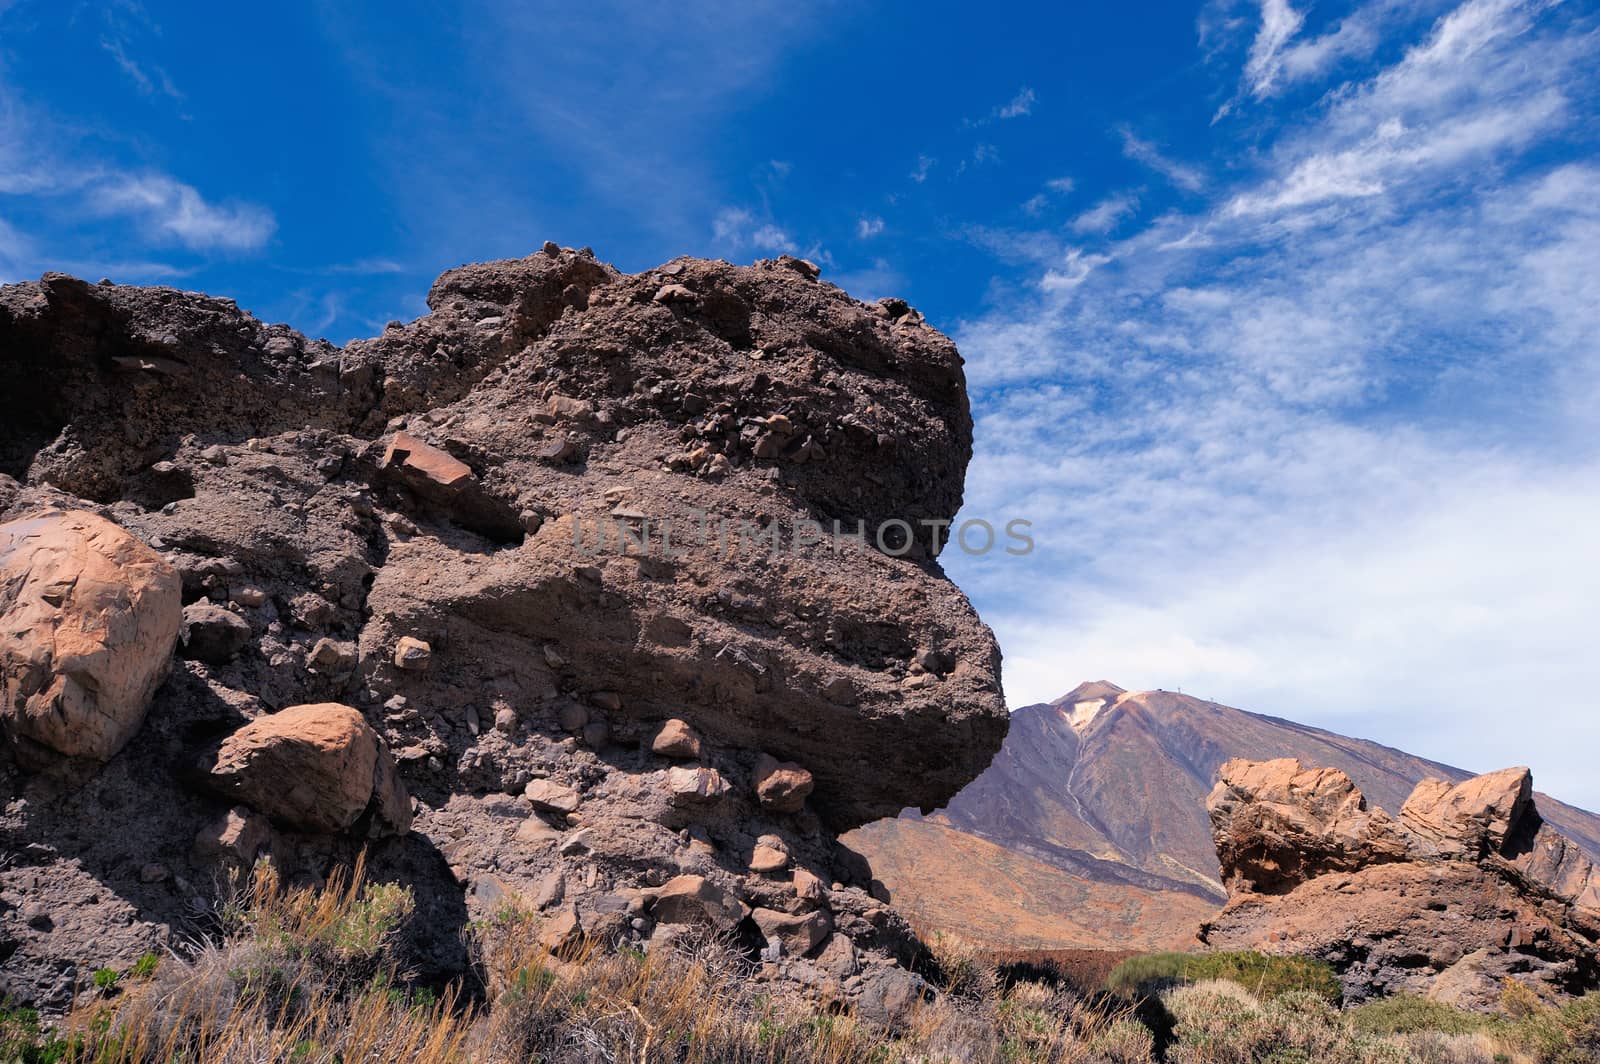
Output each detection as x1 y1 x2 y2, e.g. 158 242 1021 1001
1201 757 1600 1009
0 247 1008 1018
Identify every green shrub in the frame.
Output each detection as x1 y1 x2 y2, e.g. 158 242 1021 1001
1499 990 1600 1064
0 1003 75 1064
1348 993 1491 1036
1106 949 1343 1003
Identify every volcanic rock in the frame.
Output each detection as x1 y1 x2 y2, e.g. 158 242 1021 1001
0 250 1005 1015
0 509 181 763
651 874 748 932
754 754 815 814
179 602 252 664
205 703 411 835
1208 757 1410 893
1201 758 1600 1007
752 906 832 957
650 718 702 759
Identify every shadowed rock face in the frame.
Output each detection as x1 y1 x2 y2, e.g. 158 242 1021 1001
1202 759 1600 1009
0 248 1007 1010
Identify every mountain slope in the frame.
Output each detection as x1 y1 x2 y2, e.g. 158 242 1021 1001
845 682 1600 949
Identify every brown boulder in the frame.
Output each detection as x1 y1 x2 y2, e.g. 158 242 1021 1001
650 718 702 759
524 779 582 814
752 907 832 957
754 754 815 814
651 874 748 931
0 510 181 763
206 703 410 835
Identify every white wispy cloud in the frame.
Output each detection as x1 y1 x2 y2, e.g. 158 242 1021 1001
89 174 277 251
1070 192 1140 234
1243 0 1307 97
1120 127 1206 191
1023 176 1075 216
711 207 798 254
910 154 936 183
950 0 1600 804
100 35 183 102
857 216 885 239
997 86 1037 119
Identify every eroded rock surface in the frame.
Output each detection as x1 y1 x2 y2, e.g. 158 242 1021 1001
0 248 1006 1012
0 510 181 764
1202 758 1600 1008
204 702 411 836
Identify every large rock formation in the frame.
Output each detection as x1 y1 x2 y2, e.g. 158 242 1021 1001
0 249 1007 1011
1201 758 1600 1009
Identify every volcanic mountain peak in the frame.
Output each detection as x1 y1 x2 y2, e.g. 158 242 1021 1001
1049 679 1130 733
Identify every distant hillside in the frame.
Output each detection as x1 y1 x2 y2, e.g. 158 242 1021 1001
846 682 1600 949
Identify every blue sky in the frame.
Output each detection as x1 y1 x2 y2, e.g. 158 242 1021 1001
4 1 1600 802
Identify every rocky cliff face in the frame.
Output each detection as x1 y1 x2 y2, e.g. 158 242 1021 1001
1202 758 1600 1009
0 248 1008 1013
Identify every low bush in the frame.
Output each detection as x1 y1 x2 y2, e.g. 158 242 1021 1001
1105 950 1343 1004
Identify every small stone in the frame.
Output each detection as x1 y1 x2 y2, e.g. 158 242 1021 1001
193 806 273 867
524 779 582 814
653 284 696 304
792 868 826 905
308 638 355 672
139 862 170 883
582 719 610 748
753 753 815 813
667 766 730 803
750 836 790 874
22 903 52 931
590 691 622 712
542 645 566 668
542 240 561 256
394 636 432 670
180 603 252 664
494 704 518 734
230 586 267 607
557 702 589 732
651 718 702 759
